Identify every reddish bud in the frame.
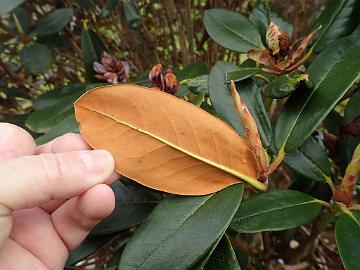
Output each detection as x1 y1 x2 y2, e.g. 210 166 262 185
163 69 179 95
279 32 291 57
149 64 165 90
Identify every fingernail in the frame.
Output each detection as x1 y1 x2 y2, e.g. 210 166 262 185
79 150 115 177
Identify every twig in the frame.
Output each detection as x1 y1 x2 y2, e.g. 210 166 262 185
0 58 28 90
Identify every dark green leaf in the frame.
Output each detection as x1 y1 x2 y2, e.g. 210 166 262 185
119 184 244 270
11 7 30 34
26 84 100 133
226 68 260 83
210 62 272 148
81 28 106 81
3 87 30 99
249 3 293 45
204 9 263 52
33 8 73 36
230 190 322 233
290 174 333 202
20 43 52 74
35 114 79 145
339 136 360 175
264 72 312 99
203 235 240 270
174 63 208 98
173 63 208 82
123 1 141 28
324 110 342 134
190 92 205 107
92 181 161 235
344 90 360 125
315 0 360 51
185 74 209 96
284 137 332 182
275 33 360 152
0 0 24 15
336 211 360 270
209 62 244 135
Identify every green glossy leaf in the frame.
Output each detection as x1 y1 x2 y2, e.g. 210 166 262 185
204 9 263 52
119 184 244 270
315 0 360 51
284 137 332 182
185 74 209 96
0 0 24 15
264 72 312 99
20 43 52 74
92 180 161 235
203 235 240 270
190 92 205 107
81 28 106 81
324 110 342 134
210 62 272 148
230 190 322 233
344 90 360 125
33 8 73 36
194 237 223 270
209 62 244 135
336 211 360 270
225 68 260 83
173 63 208 82
35 114 78 145
26 84 100 133
275 33 360 152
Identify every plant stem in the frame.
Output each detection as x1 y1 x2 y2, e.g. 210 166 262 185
254 74 270 83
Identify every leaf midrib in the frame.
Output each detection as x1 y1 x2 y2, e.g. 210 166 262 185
237 199 320 222
207 12 263 49
281 41 360 151
78 103 264 190
132 195 215 269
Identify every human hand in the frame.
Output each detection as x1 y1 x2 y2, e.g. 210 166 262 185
0 123 118 269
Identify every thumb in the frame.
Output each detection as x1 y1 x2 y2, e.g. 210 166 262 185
0 150 115 248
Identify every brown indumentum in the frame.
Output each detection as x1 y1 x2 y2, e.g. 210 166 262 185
149 64 179 95
93 51 130 83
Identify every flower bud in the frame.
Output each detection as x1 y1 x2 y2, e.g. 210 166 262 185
266 22 281 55
149 64 165 90
279 32 291 57
93 51 129 84
163 69 179 95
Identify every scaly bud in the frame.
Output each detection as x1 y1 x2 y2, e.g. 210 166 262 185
149 64 165 90
163 68 179 95
334 143 360 205
266 22 281 55
230 81 268 182
149 65 178 95
279 32 291 57
93 51 129 83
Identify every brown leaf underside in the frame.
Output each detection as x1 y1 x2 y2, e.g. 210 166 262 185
75 84 260 195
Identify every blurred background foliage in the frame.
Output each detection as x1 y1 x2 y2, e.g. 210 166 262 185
0 0 325 123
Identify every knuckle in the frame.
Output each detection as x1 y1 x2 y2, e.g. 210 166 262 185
37 153 64 186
